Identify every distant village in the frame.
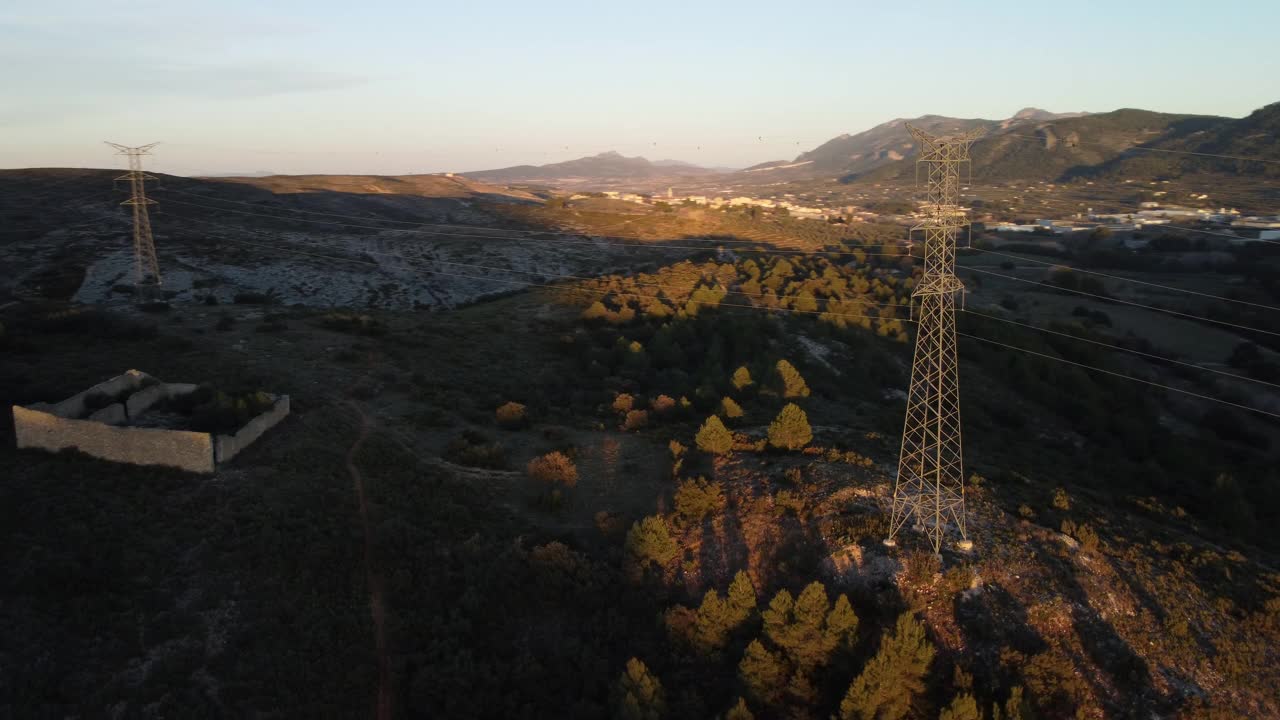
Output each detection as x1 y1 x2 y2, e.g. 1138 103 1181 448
989 204 1280 246
567 181 1280 247
577 188 878 222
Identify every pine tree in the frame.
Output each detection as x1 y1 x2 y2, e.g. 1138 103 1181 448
732 366 754 390
776 359 810 398
940 693 981 720
839 613 936 720
625 516 678 570
725 697 755 720
696 414 734 454
761 582 858 673
726 571 757 627
738 639 787 706
761 589 795 650
826 594 859 651
614 657 666 720
768 403 812 450
722 396 745 419
693 590 731 653
792 290 818 313
994 686 1031 720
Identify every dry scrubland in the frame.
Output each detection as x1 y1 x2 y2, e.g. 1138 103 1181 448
1 179 1278 718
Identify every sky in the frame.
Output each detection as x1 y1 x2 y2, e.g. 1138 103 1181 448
3 0 1279 176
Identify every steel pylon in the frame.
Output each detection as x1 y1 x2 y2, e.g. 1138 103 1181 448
885 125 981 554
106 142 162 300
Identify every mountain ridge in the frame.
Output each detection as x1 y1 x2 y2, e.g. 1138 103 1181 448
458 103 1277 188
462 151 717 183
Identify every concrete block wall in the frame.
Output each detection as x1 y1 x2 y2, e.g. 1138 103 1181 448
12 405 216 474
215 396 290 464
11 373 289 475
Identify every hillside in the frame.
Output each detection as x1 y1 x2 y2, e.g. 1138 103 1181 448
3 162 1280 718
842 105 1280 184
209 172 543 202
463 151 718 185
3 234 1279 717
744 109 1088 180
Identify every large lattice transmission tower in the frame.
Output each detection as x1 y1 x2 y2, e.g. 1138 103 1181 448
885 125 981 554
106 142 162 299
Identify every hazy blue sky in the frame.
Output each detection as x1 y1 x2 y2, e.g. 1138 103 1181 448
3 0 1278 175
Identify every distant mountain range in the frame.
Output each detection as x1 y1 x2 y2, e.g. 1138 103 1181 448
847 103 1280 183
463 151 723 184
461 103 1279 188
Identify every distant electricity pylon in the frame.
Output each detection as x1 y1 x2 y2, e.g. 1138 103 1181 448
106 142 162 300
885 125 981 554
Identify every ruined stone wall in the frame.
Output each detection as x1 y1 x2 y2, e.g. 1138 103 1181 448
12 405 215 474
39 369 151 419
215 396 290 464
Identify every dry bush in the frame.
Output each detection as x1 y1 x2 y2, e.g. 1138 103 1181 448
527 451 578 488
623 409 649 431
495 401 528 429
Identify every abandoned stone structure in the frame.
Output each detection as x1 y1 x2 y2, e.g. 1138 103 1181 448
11 369 289 474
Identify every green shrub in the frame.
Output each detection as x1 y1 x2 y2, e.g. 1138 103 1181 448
233 291 276 305
318 312 386 336
187 390 276 434
443 430 508 469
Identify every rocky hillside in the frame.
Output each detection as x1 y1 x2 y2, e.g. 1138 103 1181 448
738 103 1278 186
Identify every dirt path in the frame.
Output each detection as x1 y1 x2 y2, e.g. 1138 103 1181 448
344 398 392 720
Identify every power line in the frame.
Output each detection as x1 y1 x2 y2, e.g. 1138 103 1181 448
956 331 1280 421
967 247 1280 312
963 265 1280 339
962 308 1280 391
